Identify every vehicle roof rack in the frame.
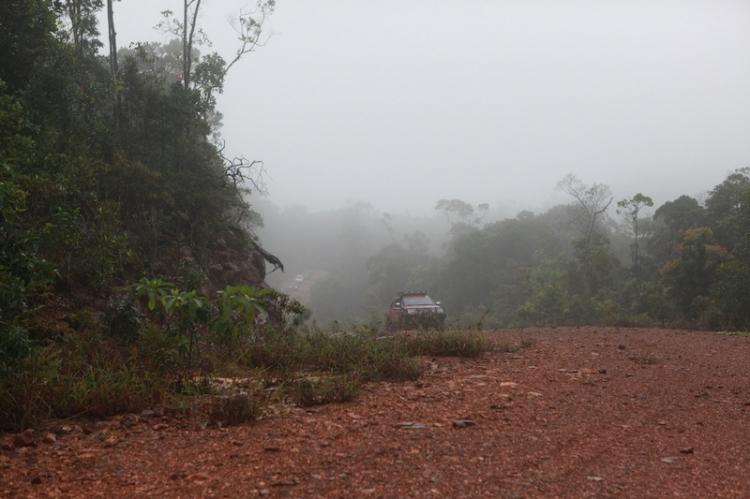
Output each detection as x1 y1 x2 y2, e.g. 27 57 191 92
397 291 427 296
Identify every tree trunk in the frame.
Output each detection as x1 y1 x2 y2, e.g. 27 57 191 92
107 0 121 124
183 0 202 89
107 0 117 77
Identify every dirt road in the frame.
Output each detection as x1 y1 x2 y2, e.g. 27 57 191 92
3 327 750 498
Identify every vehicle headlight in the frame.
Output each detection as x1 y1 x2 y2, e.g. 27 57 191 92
436 308 444 314
407 309 418 315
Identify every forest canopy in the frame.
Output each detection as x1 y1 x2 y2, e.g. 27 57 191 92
0 0 276 372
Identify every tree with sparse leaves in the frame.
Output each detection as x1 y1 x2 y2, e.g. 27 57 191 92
616 193 653 279
556 174 615 297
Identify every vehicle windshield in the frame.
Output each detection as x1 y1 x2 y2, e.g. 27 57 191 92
402 295 435 306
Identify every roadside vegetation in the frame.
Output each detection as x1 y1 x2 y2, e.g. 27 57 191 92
0 281 496 430
0 1 502 433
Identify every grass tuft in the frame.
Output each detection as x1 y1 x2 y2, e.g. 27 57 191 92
208 393 262 427
290 375 361 407
404 329 490 358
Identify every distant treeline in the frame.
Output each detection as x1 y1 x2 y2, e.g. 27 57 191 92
261 173 750 332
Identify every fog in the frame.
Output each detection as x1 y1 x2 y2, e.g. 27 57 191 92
103 1 750 324
108 0 750 218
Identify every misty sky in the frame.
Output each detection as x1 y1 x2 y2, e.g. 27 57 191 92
107 0 750 216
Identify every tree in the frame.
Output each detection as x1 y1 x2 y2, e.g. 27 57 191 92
62 0 104 70
710 259 750 330
616 193 653 279
435 216 563 324
106 0 121 124
366 232 433 310
308 204 377 325
706 183 750 330
435 199 489 238
556 174 613 249
435 199 488 226
0 0 59 93
106 0 118 78
661 228 728 322
555 174 615 297
157 0 275 101
0 84 57 373
654 195 707 233
648 195 707 269
516 253 574 326
704 168 750 252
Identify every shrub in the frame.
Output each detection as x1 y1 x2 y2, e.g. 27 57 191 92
290 375 360 407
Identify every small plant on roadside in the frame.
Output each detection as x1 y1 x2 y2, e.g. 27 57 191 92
60 362 164 418
290 375 361 407
356 338 423 382
208 393 263 427
212 285 271 342
520 337 535 349
105 295 143 343
716 331 750 337
640 353 659 365
177 257 207 291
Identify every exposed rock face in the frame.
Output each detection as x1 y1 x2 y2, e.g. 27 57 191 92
209 243 264 290
182 238 268 297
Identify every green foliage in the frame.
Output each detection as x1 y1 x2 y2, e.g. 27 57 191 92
177 257 207 291
163 288 208 322
653 195 706 233
661 228 728 321
135 277 175 313
710 257 750 331
105 294 143 342
705 168 750 251
516 253 573 326
0 329 165 431
0 85 57 374
616 193 654 278
212 285 272 341
216 285 270 323
0 326 33 376
0 0 59 93
256 289 309 332
366 234 435 312
437 216 563 321
598 278 672 327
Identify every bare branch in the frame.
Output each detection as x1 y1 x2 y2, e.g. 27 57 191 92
218 141 268 194
223 0 275 78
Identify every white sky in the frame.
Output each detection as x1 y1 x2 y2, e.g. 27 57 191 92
105 0 750 215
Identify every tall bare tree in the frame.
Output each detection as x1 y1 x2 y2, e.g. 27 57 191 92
556 173 613 251
556 173 614 295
